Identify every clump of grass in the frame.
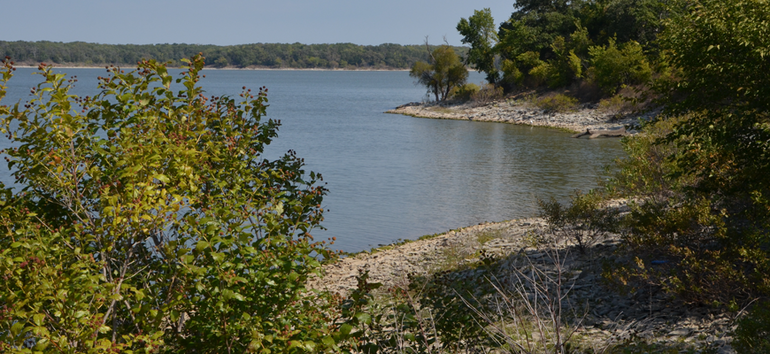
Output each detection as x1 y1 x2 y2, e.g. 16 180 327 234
597 94 625 113
429 106 456 114
430 242 478 273
476 229 502 245
535 93 579 113
597 93 639 117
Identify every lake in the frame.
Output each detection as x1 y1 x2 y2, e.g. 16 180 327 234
1 68 624 252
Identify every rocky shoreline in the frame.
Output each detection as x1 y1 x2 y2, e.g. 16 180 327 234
385 99 658 135
311 216 737 353
309 100 736 352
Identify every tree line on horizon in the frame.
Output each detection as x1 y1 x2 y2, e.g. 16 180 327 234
0 41 469 69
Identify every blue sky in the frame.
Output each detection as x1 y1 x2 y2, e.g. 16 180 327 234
3 0 516 46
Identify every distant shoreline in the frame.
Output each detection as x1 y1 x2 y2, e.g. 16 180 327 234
13 64 411 72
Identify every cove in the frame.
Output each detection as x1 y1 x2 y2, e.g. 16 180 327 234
0 68 624 252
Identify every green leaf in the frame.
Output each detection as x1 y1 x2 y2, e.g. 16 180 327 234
211 252 225 262
11 321 24 336
33 337 50 351
321 336 335 347
155 174 170 184
354 312 372 325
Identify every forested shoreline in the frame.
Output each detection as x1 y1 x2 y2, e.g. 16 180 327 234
0 41 469 69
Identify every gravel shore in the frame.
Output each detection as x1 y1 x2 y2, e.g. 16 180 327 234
311 215 736 353
385 99 659 135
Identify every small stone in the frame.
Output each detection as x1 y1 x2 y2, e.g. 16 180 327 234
668 328 693 337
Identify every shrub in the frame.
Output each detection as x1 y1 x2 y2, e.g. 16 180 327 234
500 59 524 87
734 300 770 353
603 114 770 304
602 0 770 304
538 190 620 254
598 94 626 113
597 93 641 116
529 61 561 88
449 82 480 101
535 93 579 113
588 39 651 94
470 83 504 104
0 56 343 352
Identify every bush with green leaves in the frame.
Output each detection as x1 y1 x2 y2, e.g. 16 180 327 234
331 269 491 354
538 191 620 254
499 59 524 87
535 36 586 89
448 83 479 102
600 0 770 304
597 94 635 116
588 39 651 94
0 56 345 353
734 300 770 353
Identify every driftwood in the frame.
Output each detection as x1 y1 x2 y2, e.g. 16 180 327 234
572 127 629 139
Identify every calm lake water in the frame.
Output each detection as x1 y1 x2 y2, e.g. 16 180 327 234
1 68 623 252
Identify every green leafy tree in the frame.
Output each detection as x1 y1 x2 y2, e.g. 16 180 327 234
658 0 770 296
457 8 500 84
0 55 345 353
606 0 770 303
488 0 670 92
580 0 667 48
588 38 651 93
409 44 468 102
498 0 580 61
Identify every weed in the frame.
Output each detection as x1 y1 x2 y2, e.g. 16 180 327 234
535 94 579 113
476 229 502 245
538 191 620 255
463 237 600 354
